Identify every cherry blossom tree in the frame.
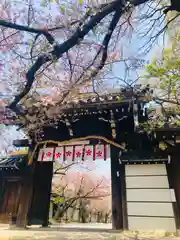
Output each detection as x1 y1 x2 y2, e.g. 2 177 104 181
0 0 179 125
0 0 122 115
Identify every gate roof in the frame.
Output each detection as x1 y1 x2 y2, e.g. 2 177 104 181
0 154 28 172
0 86 152 126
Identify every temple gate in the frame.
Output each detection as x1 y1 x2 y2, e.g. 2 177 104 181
0 88 180 231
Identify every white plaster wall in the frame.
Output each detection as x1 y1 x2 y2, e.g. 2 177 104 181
127 202 174 217
128 216 176 232
125 164 167 176
126 188 172 202
126 175 169 189
125 164 176 232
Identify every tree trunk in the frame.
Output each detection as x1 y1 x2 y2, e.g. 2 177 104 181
70 207 76 221
78 200 82 223
89 212 92 223
97 212 100 223
81 210 86 223
65 211 68 222
54 205 65 220
104 213 109 223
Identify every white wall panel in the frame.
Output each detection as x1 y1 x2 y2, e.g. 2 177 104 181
125 164 167 176
127 189 172 202
126 176 169 189
127 202 174 217
125 164 176 232
128 216 176 232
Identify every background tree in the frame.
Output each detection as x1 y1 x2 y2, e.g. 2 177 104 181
51 168 111 222
142 31 180 130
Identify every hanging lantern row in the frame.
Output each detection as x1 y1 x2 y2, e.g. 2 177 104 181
37 144 110 162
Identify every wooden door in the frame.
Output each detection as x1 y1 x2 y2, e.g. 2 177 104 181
0 180 21 223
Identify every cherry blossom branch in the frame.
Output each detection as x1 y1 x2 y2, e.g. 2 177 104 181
54 163 75 174
0 30 20 45
1 0 179 117
89 7 123 83
7 0 120 115
153 97 180 106
0 19 55 44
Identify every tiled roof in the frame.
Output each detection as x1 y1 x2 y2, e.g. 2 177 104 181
31 87 152 108
0 154 28 170
0 85 153 125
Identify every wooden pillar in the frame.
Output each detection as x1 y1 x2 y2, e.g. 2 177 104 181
167 157 180 229
28 162 53 227
111 146 126 230
41 162 53 227
49 201 53 219
0 174 3 209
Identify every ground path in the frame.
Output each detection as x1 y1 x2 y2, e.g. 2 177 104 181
0 223 179 240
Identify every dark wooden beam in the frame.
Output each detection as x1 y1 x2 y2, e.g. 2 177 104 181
13 139 30 147
111 146 126 230
120 163 128 229
167 157 180 229
41 162 53 227
28 162 53 227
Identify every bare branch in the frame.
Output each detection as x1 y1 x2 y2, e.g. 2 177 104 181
54 163 75 174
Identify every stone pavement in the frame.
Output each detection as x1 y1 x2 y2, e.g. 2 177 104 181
0 224 180 240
